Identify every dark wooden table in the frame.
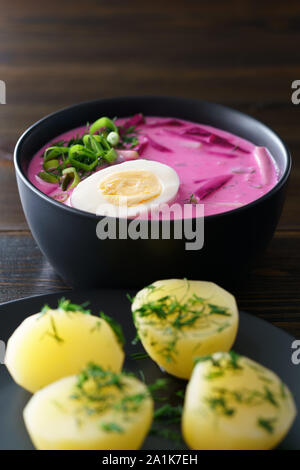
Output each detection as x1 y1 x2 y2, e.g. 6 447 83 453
0 0 299 335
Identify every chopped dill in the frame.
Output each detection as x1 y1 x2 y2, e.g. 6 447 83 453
70 364 149 426
195 351 242 378
157 336 178 363
175 389 185 400
189 193 198 204
133 291 231 327
150 427 181 443
131 334 140 346
154 404 183 424
99 311 125 346
148 378 169 395
208 304 232 316
194 354 223 366
203 369 225 380
206 395 235 417
130 351 149 360
139 370 146 382
193 353 283 434
280 382 287 399
75 363 125 395
112 374 183 445
51 399 65 411
40 298 91 316
58 297 91 314
116 122 141 149
257 417 277 434
40 304 50 316
257 375 273 384
90 320 102 333
228 351 242 369
114 393 148 413
126 292 135 303
263 386 279 408
100 422 124 433
132 287 233 363
216 321 231 333
44 316 64 343
144 284 157 292
204 382 283 429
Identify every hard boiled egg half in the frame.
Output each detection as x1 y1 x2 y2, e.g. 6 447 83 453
71 159 180 217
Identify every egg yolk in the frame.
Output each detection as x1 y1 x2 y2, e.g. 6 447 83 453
99 170 162 206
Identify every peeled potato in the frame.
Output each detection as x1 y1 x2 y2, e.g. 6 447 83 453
182 352 297 450
5 301 124 392
131 279 238 379
23 364 153 450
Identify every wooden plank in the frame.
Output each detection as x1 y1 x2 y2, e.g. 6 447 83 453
0 232 70 300
1 0 300 72
237 231 300 336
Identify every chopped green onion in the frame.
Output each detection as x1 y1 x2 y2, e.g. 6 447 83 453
107 131 119 146
82 134 91 148
103 148 117 163
61 167 80 191
89 117 117 135
38 171 59 183
41 115 141 193
83 135 104 156
68 145 98 171
43 159 59 171
97 134 110 151
44 146 69 162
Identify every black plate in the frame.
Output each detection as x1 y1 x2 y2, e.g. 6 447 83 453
0 289 299 450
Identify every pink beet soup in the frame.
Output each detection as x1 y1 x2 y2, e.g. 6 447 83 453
27 115 279 217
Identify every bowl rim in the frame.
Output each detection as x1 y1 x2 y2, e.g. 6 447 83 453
14 95 292 221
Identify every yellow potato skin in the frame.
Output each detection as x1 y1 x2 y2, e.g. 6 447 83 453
5 309 124 392
132 279 238 379
182 353 297 450
23 374 153 450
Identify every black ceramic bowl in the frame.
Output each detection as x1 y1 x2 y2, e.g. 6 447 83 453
14 96 291 289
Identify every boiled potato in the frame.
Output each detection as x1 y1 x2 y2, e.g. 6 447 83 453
5 299 124 392
182 352 297 450
24 363 153 450
131 279 238 379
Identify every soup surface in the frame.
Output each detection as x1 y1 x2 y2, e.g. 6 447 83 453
28 115 279 217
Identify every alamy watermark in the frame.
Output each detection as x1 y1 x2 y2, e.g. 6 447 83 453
96 203 204 250
291 80 300 105
0 340 5 364
0 80 6 104
291 339 300 365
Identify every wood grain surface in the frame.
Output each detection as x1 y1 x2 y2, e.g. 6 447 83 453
0 0 299 336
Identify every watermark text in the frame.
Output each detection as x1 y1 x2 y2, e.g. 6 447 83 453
291 339 300 365
96 203 204 250
291 80 300 105
0 340 5 364
0 80 6 104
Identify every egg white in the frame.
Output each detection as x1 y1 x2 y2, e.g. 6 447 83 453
71 159 180 217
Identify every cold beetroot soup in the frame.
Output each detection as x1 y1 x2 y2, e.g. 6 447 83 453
27 114 279 218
